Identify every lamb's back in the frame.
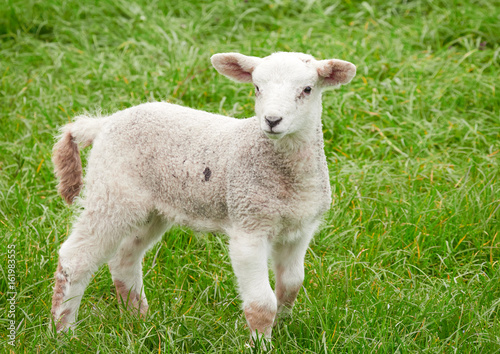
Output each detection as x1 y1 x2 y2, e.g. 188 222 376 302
87 102 253 230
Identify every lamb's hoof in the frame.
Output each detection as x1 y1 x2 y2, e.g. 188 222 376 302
50 309 75 334
273 308 293 327
117 300 149 318
247 335 273 351
50 319 76 336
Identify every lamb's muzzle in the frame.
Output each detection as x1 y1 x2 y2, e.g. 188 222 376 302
50 51 356 344
265 116 282 129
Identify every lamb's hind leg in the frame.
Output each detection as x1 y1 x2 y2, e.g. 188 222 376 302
51 209 132 332
108 215 170 316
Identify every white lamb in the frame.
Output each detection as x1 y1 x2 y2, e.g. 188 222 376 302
50 52 356 343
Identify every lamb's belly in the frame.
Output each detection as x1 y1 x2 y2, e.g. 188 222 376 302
156 199 228 232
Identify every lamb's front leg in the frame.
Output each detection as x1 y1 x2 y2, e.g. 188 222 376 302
228 232 277 344
272 224 317 318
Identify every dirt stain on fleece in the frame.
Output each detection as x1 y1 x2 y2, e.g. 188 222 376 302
203 167 212 181
51 261 70 331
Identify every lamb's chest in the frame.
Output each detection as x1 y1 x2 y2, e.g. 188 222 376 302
280 173 331 226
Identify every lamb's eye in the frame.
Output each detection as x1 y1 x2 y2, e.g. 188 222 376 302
255 85 260 92
303 86 312 94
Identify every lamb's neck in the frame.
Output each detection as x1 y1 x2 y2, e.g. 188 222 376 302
274 111 325 156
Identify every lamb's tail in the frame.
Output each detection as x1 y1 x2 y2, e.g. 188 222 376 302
52 116 105 204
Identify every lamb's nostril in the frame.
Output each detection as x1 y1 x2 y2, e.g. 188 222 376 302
265 116 283 129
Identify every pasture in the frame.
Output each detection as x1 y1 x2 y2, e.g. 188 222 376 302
1 0 499 352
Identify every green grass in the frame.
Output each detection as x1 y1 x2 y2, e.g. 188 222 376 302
1 0 499 352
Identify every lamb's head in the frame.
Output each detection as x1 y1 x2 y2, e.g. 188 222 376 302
211 52 356 141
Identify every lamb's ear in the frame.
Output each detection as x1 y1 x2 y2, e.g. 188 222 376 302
316 59 356 87
211 53 262 83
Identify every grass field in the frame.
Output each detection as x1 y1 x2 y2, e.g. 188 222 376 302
1 0 499 352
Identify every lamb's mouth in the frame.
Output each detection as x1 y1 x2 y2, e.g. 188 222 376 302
264 130 284 139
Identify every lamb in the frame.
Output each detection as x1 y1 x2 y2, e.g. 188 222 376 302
50 51 356 343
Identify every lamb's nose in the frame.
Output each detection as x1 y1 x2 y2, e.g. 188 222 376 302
265 116 283 129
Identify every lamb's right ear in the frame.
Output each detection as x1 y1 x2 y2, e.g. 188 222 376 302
211 53 262 83
316 59 356 87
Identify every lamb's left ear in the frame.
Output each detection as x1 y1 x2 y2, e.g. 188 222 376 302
211 53 263 83
316 59 356 87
